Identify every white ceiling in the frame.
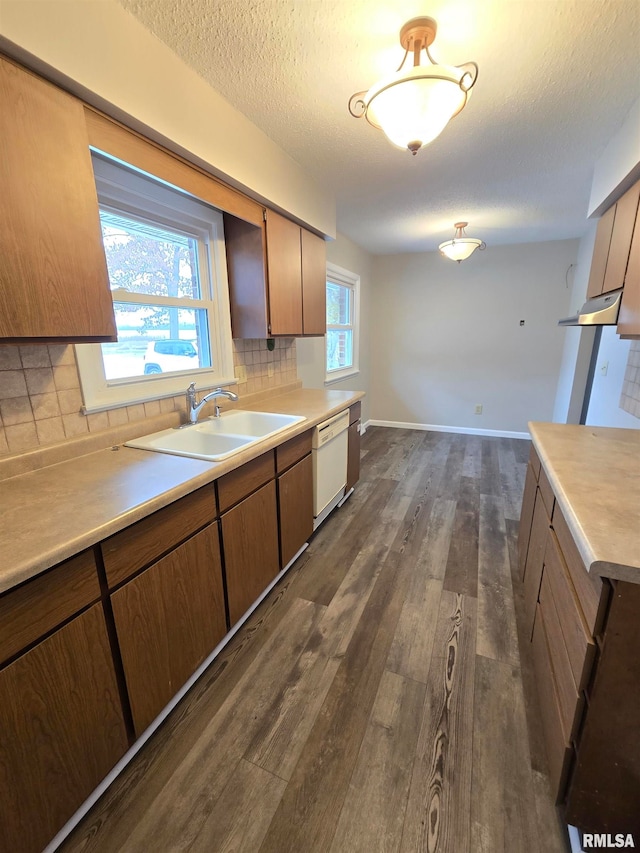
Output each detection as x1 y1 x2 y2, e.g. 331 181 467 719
117 0 639 255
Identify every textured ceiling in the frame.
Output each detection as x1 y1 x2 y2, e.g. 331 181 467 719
117 0 640 254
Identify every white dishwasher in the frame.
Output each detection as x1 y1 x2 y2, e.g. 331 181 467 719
312 409 350 530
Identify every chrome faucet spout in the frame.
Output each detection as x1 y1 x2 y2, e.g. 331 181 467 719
186 383 239 425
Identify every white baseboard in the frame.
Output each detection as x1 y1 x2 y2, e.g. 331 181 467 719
367 419 530 440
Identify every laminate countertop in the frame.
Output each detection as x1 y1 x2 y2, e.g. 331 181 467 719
529 422 640 584
0 388 363 595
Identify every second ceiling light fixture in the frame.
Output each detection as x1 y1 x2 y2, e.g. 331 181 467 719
348 16 478 155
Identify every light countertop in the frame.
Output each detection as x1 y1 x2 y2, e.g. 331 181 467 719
529 422 640 584
0 388 363 595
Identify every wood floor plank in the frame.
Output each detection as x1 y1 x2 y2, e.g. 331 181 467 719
187 759 286 853
246 515 395 780
470 656 542 853
400 590 477 853
512 438 531 464
434 433 466 500
477 494 520 666
443 475 480 596
329 669 426 853
480 438 502 497
257 548 410 853
387 577 443 683
499 439 527 522
462 433 482 478
294 477 397 606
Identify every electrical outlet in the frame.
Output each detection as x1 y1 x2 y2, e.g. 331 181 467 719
475 404 483 415
267 363 275 378
236 365 247 383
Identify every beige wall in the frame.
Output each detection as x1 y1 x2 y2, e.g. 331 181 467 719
368 240 577 436
0 340 297 458
0 0 335 237
296 233 372 424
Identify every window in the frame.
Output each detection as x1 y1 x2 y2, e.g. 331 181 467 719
76 155 235 412
325 262 360 383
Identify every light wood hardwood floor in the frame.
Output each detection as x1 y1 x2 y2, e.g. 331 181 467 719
61 428 570 853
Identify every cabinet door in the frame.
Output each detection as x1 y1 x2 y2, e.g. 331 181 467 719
0 57 116 343
602 181 640 295
617 191 640 336
221 480 280 626
111 523 227 736
0 604 128 853
265 210 303 335
586 204 616 300
523 492 551 638
566 581 640 833
301 227 327 335
517 462 538 581
346 421 361 492
278 453 313 568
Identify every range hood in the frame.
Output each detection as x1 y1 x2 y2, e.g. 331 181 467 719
558 288 623 327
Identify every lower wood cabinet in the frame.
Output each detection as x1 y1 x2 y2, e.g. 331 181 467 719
221 480 280 626
278 453 313 568
346 402 361 493
518 447 640 834
111 522 227 737
0 603 128 853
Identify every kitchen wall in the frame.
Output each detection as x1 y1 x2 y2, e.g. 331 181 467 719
585 329 640 428
368 239 577 436
296 232 372 424
0 339 297 458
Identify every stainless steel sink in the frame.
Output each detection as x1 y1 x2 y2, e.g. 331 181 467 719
125 410 305 461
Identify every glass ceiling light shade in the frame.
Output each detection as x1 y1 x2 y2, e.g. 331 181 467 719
349 17 478 155
439 222 486 262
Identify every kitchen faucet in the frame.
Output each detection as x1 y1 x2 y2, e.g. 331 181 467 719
186 382 238 424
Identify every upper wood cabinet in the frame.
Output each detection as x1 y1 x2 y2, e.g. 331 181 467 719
224 209 326 338
586 180 640 300
0 56 116 343
617 187 640 337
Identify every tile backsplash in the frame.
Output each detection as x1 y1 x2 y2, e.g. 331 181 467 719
0 338 297 458
620 340 640 420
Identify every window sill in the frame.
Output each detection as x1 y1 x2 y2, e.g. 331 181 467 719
324 369 360 386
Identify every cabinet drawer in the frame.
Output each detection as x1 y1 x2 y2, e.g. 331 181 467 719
545 531 596 693
539 572 584 742
102 486 217 589
531 604 574 802
276 429 312 474
216 450 275 512
552 504 603 634
538 464 555 519
349 401 362 425
529 445 542 481
0 549 100 666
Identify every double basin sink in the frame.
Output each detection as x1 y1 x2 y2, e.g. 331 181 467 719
125 410 306 462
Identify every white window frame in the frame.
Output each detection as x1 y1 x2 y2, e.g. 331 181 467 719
76 155 235 413
325 262 360 385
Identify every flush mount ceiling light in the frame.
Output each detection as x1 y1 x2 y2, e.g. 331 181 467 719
348 16 478 155
439 222 486 262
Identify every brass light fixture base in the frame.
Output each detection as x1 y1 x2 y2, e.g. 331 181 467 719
454 221 469 229
399 17 437 51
